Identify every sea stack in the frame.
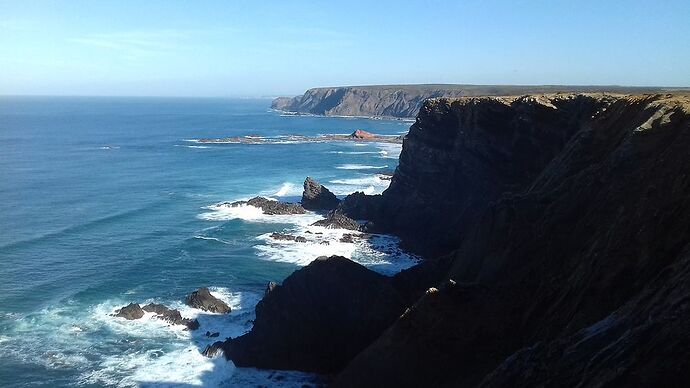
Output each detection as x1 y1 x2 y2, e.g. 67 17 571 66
301 177 340 211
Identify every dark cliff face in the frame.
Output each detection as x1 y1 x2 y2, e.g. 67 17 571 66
230 93 690 387
335 93 690 387
378 94 612 256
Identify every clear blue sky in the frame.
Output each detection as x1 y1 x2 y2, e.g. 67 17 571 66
1 0 689 97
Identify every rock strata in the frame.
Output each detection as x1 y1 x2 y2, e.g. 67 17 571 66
186 288 231 314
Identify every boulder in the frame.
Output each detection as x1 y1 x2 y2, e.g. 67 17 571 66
186 287 231 314
220 256 407 373
114 303 144 320
301 177 340 211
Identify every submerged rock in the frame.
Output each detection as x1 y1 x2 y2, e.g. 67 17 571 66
311 211 361 231
114 303 144 320
229 197 306 215
142 303 200 330
186 287 231 314
269 232 307 243
114 302 199 330
301 177 340 211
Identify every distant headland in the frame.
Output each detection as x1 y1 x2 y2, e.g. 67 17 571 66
272 84 690 118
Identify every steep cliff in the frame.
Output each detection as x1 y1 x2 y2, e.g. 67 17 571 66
335 93 690 386
228 93 690 387
271 85 680 118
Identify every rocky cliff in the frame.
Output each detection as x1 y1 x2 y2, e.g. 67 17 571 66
227 93 690 387
271 85 682 118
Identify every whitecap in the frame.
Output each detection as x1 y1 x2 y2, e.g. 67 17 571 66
376 143 402 159
325 151 379 155
328 174 391 195
197 203 322 226
271 182 301 197
254 226 419 275
336 164 388 170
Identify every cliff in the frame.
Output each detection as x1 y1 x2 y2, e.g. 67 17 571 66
271 85 684 118
226 93 690 387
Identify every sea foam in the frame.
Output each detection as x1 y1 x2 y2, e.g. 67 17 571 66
336 164 388 170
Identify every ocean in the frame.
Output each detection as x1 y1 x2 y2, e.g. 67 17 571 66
0 97 417 387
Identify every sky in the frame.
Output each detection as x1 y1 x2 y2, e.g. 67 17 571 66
1 0 689 97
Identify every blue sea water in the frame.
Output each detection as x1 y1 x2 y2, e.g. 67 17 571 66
0 97 416 387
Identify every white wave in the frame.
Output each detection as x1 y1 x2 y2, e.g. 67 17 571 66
326 151 379 155
186 145 211 149
336 164 388 170
254 226 419 275
193 235 233 245
197 203 322 226
376 143 402 159
271 182 302 197
328 174 392 195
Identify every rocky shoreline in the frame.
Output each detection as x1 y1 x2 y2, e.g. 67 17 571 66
195 130 402 145
209 92 690 387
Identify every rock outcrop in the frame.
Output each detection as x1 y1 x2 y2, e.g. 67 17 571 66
301 177 340 211
186 288 231 314
142 303 200 330
114 303 144 320
114 302 200 330
221 256 406 373
271 85 681 118
228 197 305 215
311 211 361 231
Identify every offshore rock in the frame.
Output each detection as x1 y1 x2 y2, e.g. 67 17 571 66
114 303 144 320
229 197 306 215
186 287 231 314
301 177 340 211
